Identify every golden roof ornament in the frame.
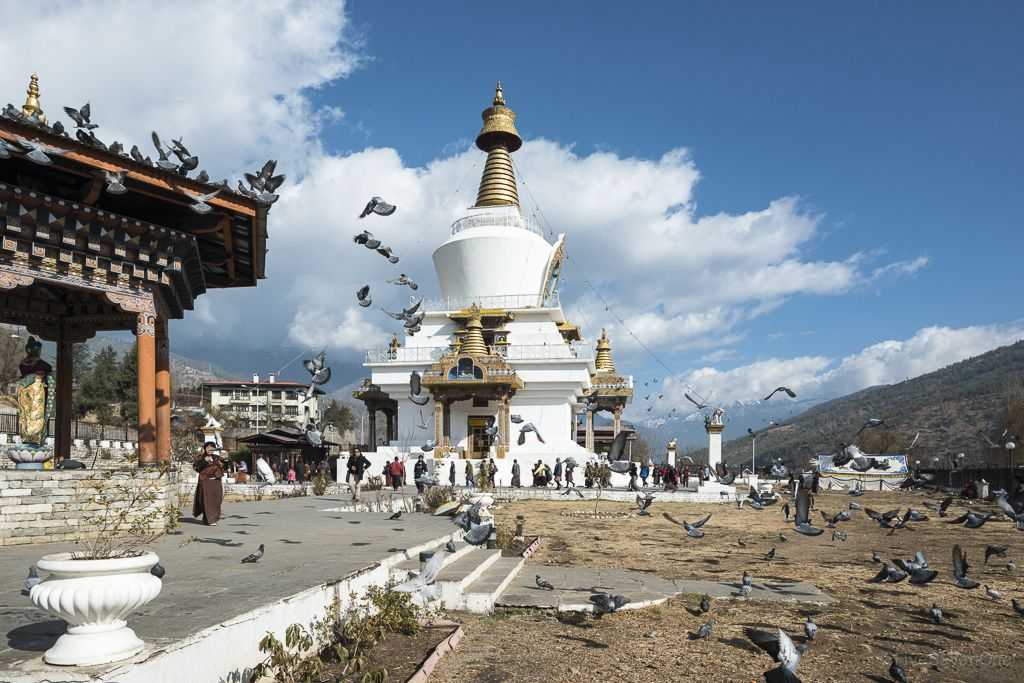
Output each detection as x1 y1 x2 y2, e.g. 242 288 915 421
460 303 488 357
21 74 46 124
473 81 521 208
595 328 616 372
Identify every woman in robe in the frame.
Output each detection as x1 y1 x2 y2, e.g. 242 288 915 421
192 442 224 526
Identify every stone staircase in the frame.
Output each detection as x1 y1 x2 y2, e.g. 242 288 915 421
389 540 526 613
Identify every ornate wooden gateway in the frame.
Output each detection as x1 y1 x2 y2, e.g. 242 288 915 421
0 75 282 466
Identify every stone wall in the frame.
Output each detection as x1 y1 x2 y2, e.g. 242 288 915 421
0 469 177 547
1 440 139 471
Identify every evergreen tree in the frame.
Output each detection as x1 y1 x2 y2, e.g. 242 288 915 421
322 399 354 431
78 345 119 422
118 346 138 425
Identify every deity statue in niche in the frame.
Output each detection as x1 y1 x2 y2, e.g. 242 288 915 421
17 336 55 445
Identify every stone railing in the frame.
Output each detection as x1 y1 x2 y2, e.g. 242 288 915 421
421 292 560 311
366 341 590 364
450 212 543 237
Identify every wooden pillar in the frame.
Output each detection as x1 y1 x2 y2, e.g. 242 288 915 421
54 334 73 462
137 311 157 467
385 409 395 443
367 407 377 448
585 410 595 453
155 319 171 464
612 404 623 437
433 398 444 450
442 400 451 450
498 394 510 458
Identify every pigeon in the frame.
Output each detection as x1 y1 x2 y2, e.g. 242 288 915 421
463 522 492 546
764 547 776 561
781 503 790 521
356 285 372 307
778 532 788 543
952 544 980 589
510 414 524 424
103 170 127 195
196 169 210 183
535 575 554 591
22 566 41 594
892 556 936 585
699 594 710 613
929 603 942 624
0 138 20 159
63 102 97 129
905 509 928 522
517 423 545 445
150 562 166 579
889 656 908 683
937 496 953 517
688 620 714 640
742 570 753 588
831 529 847 542
820 510 849 527
302 351 331 399
763 387 797 401
663 512 711 538
388 511 402 520
855 418 889 435
353 230 381 248
636 492 656 514
985 545 1009 564
394 550 447 601
848 486 865 497
187 188 221 214
684 393 707 410
421 440 436 452
240 544 265 564
945 511 993 528
445 540 457 553
744 627 803 682
151 132 178 171
871 551 883 564
1007 560 1016 573
590 593 628 615
376 245 400 264
13 136 64 165
1012 598 1024 616
359 196 397 218
738 538 747 547
849 502 862 511
995 494 1024 529
868 563 907 584
803 617 817 641
984 585 1003 601
387 273 418 290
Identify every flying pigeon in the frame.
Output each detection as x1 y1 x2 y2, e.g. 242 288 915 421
535 575 554 591
995 494 1024 529
376 245 400 264
421 440 435 452
394 550 447 602
356 285 372 307
517 423 545 445
892 556 937 585
636 492 655 514
104 170 126 195
63 102 97 129
743 627 803 682
688 620 714 640
937 495 953 517
762 387 797 401
590 592 628 615
187 188 221 214
952 544 980 589
388 511 402 521
684 393 707 410
240 544 265 564
359 196 397 218
855 418 888 435
985 545 1009 565
353 230 381 249
945 510 993 528
868 563 907 584
387 274 418 290
663 512 711 538
462 521 492 546
151 131 178 171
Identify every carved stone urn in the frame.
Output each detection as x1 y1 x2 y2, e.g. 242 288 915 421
29 551 163 666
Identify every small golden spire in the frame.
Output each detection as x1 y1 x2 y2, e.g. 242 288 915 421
473 81 522 208
595 329 616 372
21 73 46 124
460 303 488 357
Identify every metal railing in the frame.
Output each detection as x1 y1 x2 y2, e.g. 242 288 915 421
366 342 592 364
421 292 560 311
450 212 544 237
0 414 139 441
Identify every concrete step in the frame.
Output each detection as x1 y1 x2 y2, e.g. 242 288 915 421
388 541 477 582
433 548 502 608
460 556 526 613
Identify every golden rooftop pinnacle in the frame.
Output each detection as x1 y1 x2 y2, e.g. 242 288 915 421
473 81 521 208
21 73 46 124
595 328 616 372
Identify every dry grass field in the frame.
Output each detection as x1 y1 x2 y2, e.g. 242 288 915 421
431 490 1024 683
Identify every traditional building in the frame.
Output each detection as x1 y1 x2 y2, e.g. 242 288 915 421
202 374 322 431
357 84 632 479
0 75 278 465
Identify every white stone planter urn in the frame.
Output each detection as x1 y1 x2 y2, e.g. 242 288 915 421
29 551 163 666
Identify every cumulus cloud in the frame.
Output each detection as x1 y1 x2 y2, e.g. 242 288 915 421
661 323 1024 409
0 2 932 380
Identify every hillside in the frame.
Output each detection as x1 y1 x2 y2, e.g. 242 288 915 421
713 340 1024 469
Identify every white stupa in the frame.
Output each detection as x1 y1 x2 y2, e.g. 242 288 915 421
355 83 633 483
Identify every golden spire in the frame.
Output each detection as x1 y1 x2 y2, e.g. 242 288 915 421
473 81 521 208
595 329 616 372
460 303 488 356
21 74 46 124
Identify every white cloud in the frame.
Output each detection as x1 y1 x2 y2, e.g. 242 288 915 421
662 323 1024 407
0 2 932 375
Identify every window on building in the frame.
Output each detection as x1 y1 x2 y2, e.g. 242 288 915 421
285 405 298 416
272 406 283 415
272 390 282 400
472 397 489 408
285 391 297 401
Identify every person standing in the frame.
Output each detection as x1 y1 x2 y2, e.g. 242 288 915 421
286 464 297 484
388 457 405 491
511 459 521 488
683 465 690 488
653 464 662 487
346 448 372 501
192 442 224 526
628 462 639 491
414 455 428 494
584 461 594 488
465 460 475 488
449 459 456 486
639 462 650 488
565 460 576 487
553 458 563 490
533 460 544 487
488 458 497 488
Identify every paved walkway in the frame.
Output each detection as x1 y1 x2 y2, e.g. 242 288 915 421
497 565 833 612
0 496 456 676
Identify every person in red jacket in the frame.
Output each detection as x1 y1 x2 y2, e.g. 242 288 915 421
388 457 405 491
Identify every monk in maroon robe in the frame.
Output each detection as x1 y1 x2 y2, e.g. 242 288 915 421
192 443 224 526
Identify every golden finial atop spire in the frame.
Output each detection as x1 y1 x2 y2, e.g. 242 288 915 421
21 73 46 124
595 328 616 372
473 80 522 208
460 303 488 357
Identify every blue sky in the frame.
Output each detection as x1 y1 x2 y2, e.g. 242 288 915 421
3 1 1021 414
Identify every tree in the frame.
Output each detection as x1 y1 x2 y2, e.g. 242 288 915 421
72 343 91 390
322 399 355 431
117 346 138 426
631 435 652 463
77 345 120 422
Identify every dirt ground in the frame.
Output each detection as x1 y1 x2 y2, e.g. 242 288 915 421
430 490 1024 683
